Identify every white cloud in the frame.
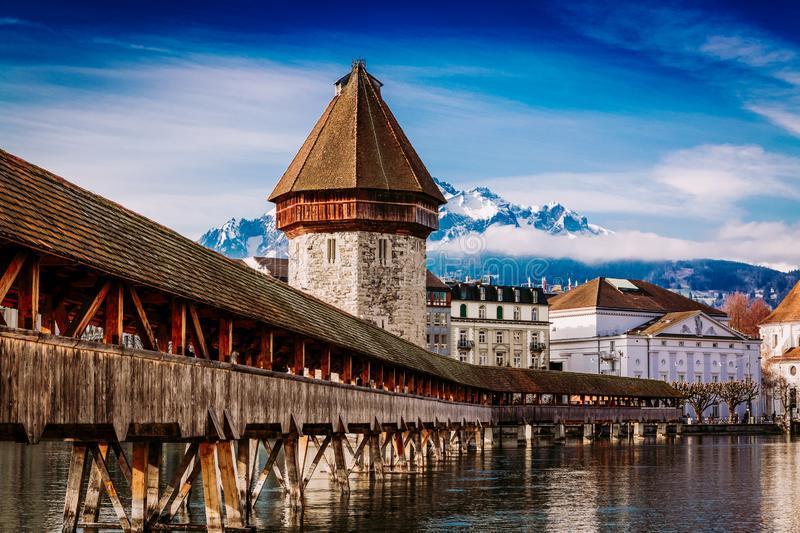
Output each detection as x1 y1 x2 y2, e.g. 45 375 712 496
746 104 800 136
653 144 800 205
0 57 339 237
700 35 795 68
432 220 800 271
487 143 800 221
556 3 800 139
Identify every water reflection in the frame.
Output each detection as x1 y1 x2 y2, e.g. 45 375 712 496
0 436 798 531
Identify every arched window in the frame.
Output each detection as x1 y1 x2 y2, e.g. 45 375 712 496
460 303 467 317
478 305 486 319
513 306 521 320
496 306 504 320
531 308 538 321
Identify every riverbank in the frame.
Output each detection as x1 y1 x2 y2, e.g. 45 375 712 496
680 423 783 435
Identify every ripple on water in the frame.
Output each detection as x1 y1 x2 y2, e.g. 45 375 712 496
0 436 798 531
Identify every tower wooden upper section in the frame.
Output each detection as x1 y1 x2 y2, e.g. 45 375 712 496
269 61 446 238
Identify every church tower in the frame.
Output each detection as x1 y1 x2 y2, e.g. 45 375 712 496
269 61 445 347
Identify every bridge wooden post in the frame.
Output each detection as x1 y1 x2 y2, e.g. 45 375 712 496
517 424 532 447
430 430 443 462
283 434 303 509
131 442 149 532
583 423 594 443
331 434 350 494
216 441 245 527
62 444 89 533
554 423 566 442
198 442 224 532
392 431 408 472
368 432 385 480
237 439 256 523
80 443 108 525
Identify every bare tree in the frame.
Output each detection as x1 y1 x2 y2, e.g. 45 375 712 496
722 292 772 337
718 379 760 422
671 381 720 422
762 366 792 431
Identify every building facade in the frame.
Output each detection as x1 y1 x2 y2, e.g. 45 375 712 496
759 281 800 416
268 61 446 347
449 282 550 369
426 271 451 356
549 277 761 420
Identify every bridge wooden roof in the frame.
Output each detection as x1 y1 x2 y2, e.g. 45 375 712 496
0 149 678 398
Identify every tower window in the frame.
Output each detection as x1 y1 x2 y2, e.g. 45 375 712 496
326 238 336 264
378 238 389 265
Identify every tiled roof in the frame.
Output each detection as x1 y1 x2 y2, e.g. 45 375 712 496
0 149 678 398
768 347 800 363
548 277 726 317
763 281 800 324
268 62 446 205
426 270 449 291
628 311 702 336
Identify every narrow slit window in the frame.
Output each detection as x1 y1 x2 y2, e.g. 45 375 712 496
378 239 389 265
326 238 336 264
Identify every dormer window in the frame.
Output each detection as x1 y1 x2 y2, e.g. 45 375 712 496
514 289 520 302
480 286 486 301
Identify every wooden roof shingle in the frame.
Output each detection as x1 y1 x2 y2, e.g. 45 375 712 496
268 61 446 205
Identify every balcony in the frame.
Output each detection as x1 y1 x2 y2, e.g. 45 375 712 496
530 341 547 352
457 339 475 350
600 350 621 361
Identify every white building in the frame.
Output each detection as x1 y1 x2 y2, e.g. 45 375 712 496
549 277 761 419
759 281 800 415
449 282 550 369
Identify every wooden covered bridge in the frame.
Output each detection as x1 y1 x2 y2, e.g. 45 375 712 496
0 149 680 531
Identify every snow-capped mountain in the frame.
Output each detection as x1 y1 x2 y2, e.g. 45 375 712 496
197 179 608 258
197 209 287 259
432 178 609 242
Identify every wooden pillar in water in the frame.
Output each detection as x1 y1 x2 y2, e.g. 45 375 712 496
198 443 224 533
368 432 384 480
393 432 408 472
331 434 350 494
62 444 88 533
283 435 303 508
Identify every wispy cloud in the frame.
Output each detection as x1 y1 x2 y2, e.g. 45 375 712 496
0 16 46 29
555 2 800 138
746 104 800 136
0 56 339 236
488 143 800 223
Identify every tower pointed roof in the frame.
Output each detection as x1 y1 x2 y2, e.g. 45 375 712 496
269 61 446 204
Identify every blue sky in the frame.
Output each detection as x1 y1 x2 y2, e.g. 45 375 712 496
2 1 800 268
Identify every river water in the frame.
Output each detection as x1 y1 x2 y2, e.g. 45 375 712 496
1 435 799 532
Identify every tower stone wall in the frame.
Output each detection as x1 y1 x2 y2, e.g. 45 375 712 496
288 231 427 347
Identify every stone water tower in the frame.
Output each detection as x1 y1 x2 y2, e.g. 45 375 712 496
269 60 446 347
